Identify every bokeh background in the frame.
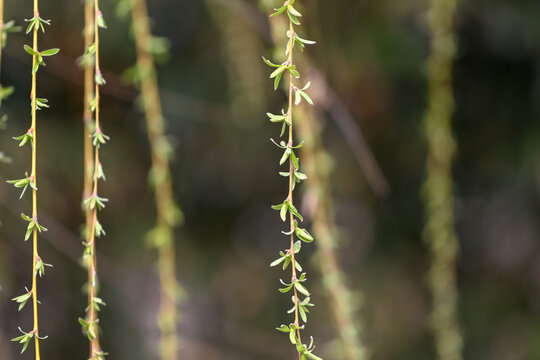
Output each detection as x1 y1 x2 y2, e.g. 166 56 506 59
1 0 540 359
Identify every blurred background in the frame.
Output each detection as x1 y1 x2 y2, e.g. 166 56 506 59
1 0 540 359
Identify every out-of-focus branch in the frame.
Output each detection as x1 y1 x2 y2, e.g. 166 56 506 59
129 0 183 358
297 104 369 360
422 0 463 359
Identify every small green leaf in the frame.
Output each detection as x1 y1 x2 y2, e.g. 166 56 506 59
295 282 310 297
95 71 106 85
289 327 297 344
11 328 35 354
270 5 287 17
296 227 313 243
92 128 110 147
262 56 280 68
299 305 307 323
36 97 49 110
299 90 313 105
85 43 96 57
305 353 323 360
290 150 299 170
287 5 302 18
271 203 284 210
97 11 107 29
13 131 33 147
287 202 303 221
270 65 286 79
40 48 59 56
288 66 300 78
279 281 294 293
32 59 39 74
7 172 35 199
280 148 291 165
24 44 36 56
287 7 301 25
270 255 286 267
280 205 288 222
276 324 290 333
12 291 32 311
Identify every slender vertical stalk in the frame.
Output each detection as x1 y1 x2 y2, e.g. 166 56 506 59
79 1 108 359
81 8 95 356
30 0 41 358
285 20 302 355
263 4 369 356
88 0 101 356
9 4 57 357
422 0 463 359
83 0 94 254
130 1 183 359
266 1 323 359
296 105 368 360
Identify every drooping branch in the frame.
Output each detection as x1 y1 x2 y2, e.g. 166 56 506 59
128 0 184 359
79 1 109 359
265 1 323 359
422 0 463 359
296 103 369 360
9 0 59 358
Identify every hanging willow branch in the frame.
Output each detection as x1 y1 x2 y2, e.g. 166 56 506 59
115 0 184 359
265 1 323 359
263 3 367 357
9 0 58 357
81 0 95 262
295 104 369 360
78 1 108 359
422 0 463 359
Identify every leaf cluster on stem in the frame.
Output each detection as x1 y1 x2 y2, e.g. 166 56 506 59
78 0 109 359
8 2 58 358
265 1 323 359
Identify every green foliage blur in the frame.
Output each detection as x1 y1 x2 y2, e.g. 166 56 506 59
1 0 540 359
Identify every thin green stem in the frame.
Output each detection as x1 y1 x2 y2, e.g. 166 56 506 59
130 0 182 358
86 0 104 357
285 18 302 355
266 2 322 359
423 0 462 359
297 105 368 360
83 0 94 244
30 0 41 358
82 6 95 355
